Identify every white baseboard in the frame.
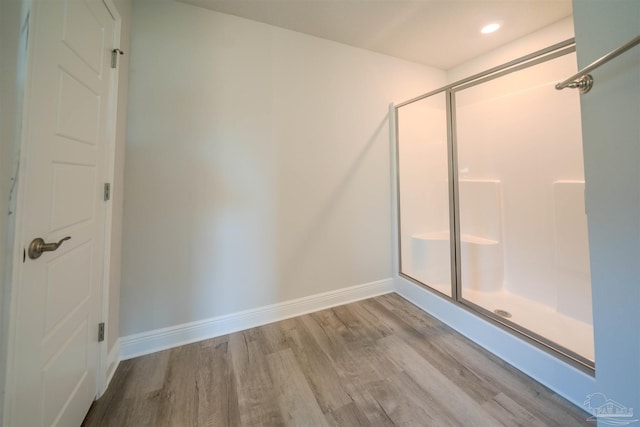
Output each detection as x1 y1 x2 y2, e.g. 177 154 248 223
105 339 120 390
120 278 394 360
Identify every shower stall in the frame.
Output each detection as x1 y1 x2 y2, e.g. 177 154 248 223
395 39 594 369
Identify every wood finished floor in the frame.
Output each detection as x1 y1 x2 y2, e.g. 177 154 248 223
83 294 591 427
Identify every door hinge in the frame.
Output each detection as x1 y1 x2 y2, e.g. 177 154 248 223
98 322 105 342
111 48 124 69
104 182 111 201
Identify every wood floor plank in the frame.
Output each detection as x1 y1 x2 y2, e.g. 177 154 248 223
339 388 397 426
258 319 293 355
82 354 168 427
330 304 391 342
81 361 134 427
155 343 200 427
195 338 241 426
382 371 461 427
363 378 433 426
429 329 590 426
375 294 592 426
266 348 330 426
229 331 285 426
325 401 371 427
359 297 502 405
280 317 353 412
118 392 162 427
482 392 548 427
375 293 451 338
122 349 170 398
377 334 506 427
305 309 402 389
84 294 592 427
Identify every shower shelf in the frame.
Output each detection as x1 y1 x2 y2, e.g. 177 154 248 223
412 231 498 245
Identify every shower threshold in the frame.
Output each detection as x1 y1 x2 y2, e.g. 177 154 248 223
463 288 594 363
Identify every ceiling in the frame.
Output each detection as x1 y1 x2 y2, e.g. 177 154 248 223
178 0 572 70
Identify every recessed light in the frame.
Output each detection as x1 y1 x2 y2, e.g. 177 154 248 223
481 23 501 34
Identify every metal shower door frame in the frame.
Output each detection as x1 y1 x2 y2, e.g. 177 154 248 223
394 38 595 372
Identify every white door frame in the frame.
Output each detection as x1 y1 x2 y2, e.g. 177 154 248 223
97 0 123 397
2 0 123 423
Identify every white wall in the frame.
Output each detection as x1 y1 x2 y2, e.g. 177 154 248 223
573 0 640 422
120 0 444 337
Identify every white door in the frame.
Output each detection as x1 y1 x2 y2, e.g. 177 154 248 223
8 0 118 425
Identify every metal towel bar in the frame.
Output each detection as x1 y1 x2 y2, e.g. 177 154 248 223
556 34 640 94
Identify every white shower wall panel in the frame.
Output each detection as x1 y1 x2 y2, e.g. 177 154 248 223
458 180 502 243
458 180 504 293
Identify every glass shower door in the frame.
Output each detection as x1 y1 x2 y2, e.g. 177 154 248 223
453 51 594 364
396 92 453 297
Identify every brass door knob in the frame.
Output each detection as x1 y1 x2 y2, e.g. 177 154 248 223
28 236 71 260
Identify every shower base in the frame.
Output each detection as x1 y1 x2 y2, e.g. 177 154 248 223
463 288 594 362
